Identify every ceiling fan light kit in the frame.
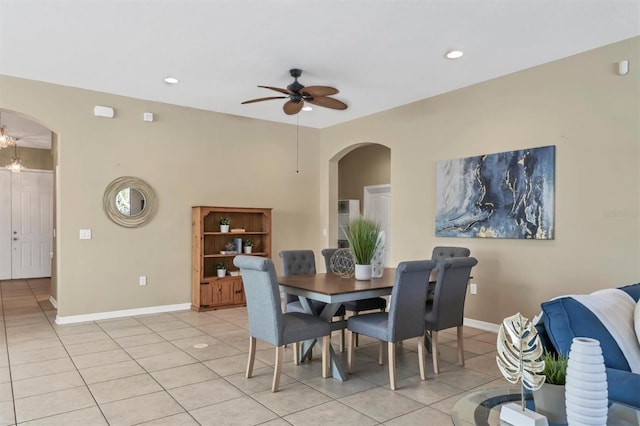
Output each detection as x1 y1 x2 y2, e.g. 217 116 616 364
242 69 348 115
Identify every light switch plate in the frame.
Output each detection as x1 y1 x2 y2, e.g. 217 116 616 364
79 229 92 240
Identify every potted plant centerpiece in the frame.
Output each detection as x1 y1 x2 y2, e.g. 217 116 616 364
216 262 227 278
344 217 380 280
533 351 568 424
219 218 230 233
243 239 253 254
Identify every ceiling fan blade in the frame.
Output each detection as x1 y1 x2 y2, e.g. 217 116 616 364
258 85 291 95
283 100 304 115
306 96 348 110
241 96 287 104
300 86 339 96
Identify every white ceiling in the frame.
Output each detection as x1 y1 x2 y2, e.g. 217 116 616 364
0 0 638 145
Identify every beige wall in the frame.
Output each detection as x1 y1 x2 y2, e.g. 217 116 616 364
0 146 52 171
338 144 390 211
321 37 640 324
0 37 638 324
0 77 323 317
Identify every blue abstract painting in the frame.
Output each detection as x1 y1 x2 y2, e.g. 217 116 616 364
436 145 555 239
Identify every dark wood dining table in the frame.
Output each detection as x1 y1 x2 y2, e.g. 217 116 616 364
278 268 396 381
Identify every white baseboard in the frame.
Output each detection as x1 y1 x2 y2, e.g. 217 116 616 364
463 317 500 334
49 296 58 309
55 303 191 325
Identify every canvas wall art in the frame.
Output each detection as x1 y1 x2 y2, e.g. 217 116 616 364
435 145 555 239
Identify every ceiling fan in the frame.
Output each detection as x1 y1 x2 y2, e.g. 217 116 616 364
241 69 348 115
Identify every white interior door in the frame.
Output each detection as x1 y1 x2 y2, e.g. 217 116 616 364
364 184 391 267
11 171 53 279
0 170 11 280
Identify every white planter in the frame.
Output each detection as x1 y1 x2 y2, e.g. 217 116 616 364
533 383 567 424
220 224 230 233
565 337 608 426
217 269 226 278
354 264 372 280
244 246 252 254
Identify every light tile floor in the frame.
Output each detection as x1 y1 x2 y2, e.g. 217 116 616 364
0 278 505 425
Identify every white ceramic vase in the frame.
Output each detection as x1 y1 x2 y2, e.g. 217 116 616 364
354 264 372 280
220 224 229 233
565 337 608 426
243 246 252 254
217 269 226 278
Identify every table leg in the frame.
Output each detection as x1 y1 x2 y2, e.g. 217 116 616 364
297 298 347 381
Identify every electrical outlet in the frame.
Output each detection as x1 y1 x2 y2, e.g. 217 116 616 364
470 283 477 295
139 276 147 286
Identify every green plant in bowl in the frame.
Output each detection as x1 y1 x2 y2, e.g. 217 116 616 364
216 262 226 270
219 218 230 226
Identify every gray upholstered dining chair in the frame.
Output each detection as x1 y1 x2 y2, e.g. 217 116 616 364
427 246 471 302
431 246 471 263
321 248 387 347
279 250 347 352
233 255 330 392
425 256 478 374
347 260 437 390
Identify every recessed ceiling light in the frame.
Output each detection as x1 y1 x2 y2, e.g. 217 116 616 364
445 50 464 59
302 106 313 112
163 76 179 84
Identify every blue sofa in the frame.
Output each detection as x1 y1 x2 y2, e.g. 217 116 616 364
539 283 640 409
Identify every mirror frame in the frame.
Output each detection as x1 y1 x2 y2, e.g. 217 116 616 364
103 176 157 228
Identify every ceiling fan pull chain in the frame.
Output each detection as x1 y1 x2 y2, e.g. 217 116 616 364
296 114 300 174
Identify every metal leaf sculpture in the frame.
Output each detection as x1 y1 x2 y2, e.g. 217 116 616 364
496 313 545 410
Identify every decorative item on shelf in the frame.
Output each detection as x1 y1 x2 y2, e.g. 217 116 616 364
219 218 230 233
5 144 26 173
344 217 380 280
496 313 548 426
234 237 242 254
216 262 227 278
243 239 253 254
533 351 568 424
220 242 238 255
230 228 246 233
330 248 355 278
229 271 241 277
565 337 608 426
371 231 385 278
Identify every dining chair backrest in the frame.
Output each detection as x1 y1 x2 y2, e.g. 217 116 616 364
431 246 471 274
321 248 338 273
279 250 317 305
233 255 284 346
387 260 437 341
279 250 316 275
429 257 478 331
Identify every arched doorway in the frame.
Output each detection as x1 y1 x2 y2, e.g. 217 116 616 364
329 143 391 265
0 110 57 302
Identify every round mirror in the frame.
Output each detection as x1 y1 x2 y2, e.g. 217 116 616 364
103 176 156 227
115 188 146 216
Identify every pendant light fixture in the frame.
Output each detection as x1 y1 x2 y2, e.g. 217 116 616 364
0 113 17 149
6 143 26 173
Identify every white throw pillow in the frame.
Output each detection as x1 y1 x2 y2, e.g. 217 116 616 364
635 300 640 346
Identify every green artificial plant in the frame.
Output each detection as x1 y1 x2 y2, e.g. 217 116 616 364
344 217 380 265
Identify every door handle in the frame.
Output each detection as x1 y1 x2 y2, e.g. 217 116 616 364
13 237 18 241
